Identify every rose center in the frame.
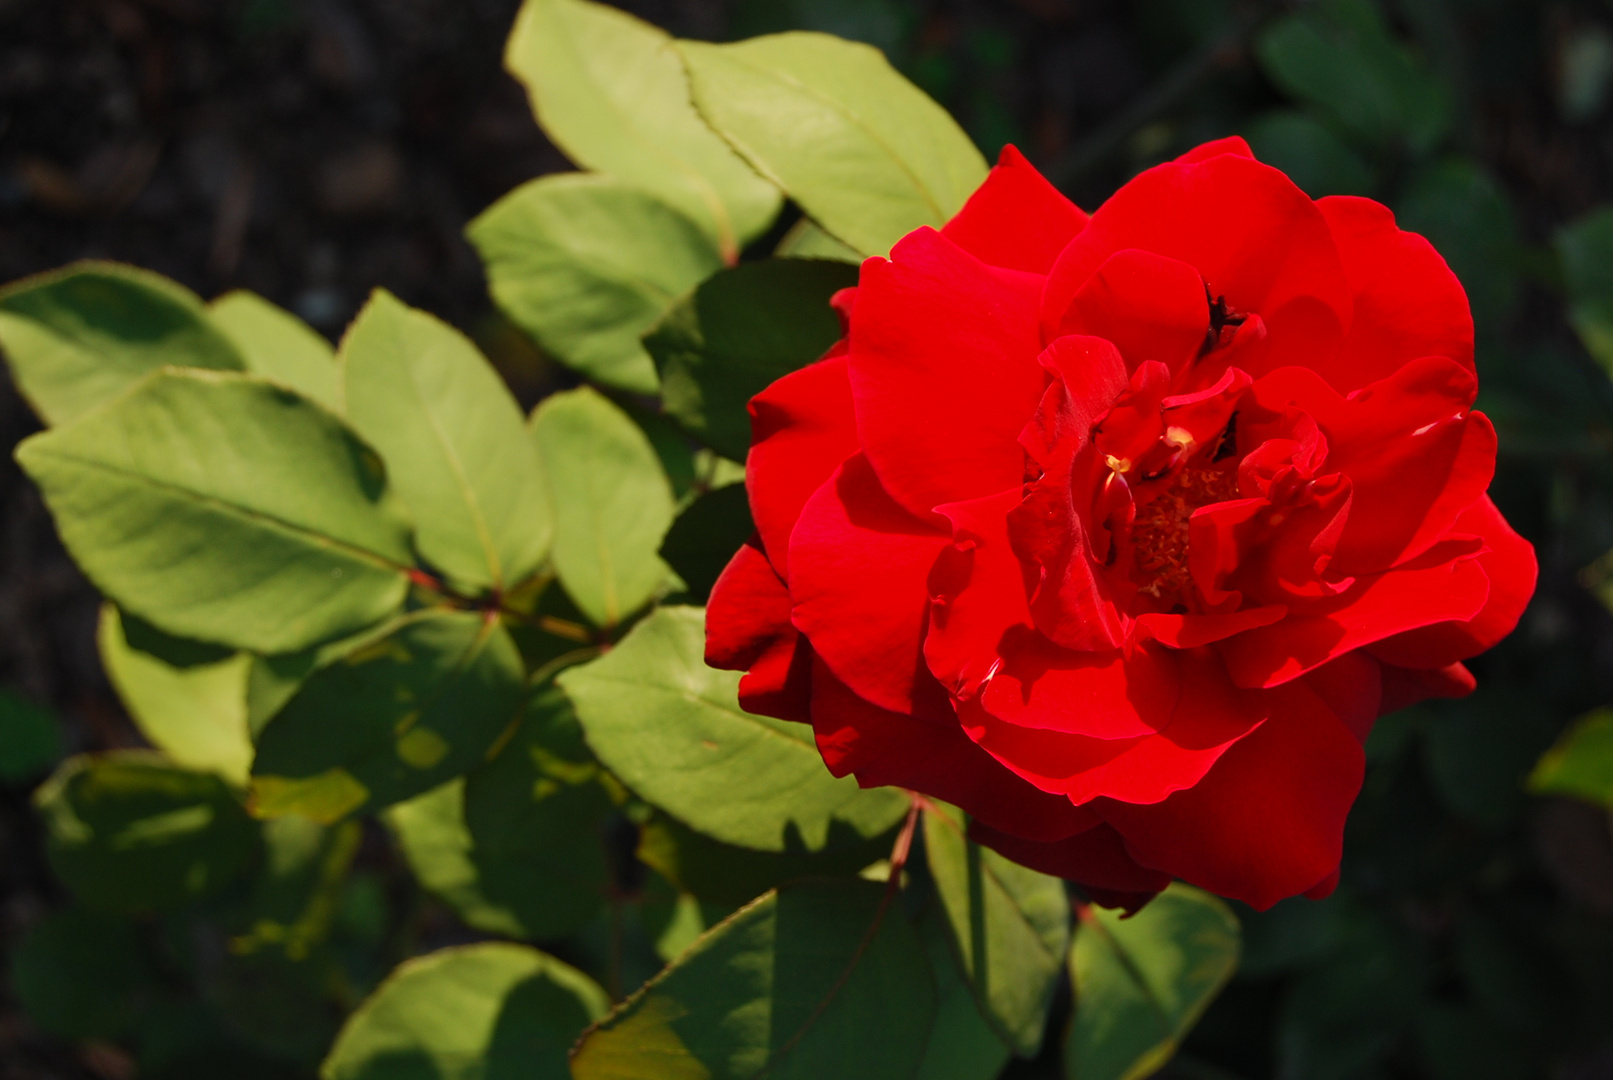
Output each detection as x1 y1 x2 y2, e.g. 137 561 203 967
1127 459 1239 612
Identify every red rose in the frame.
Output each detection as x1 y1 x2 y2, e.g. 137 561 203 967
705 137 1537 911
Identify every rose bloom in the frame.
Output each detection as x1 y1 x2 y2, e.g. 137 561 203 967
704 137 1537 910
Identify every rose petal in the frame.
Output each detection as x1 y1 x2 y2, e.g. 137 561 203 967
1021 334 1131 465
1095 677 1364 910
789 454 952 717
809 659 1095 842
747 354 860 577
705 536 814 723
1134 605 1287 648
1366 495 1537 668
1048 248 1210 377
980 636 1179 740
848 227 1048 519
1301 650 1383 743
926 488 1035 699
1379 661 1476 714
1041 153 1351 374
1218 538 1490 688
1313 195 1475 394
1175 135 1255 163
942 144 1089 274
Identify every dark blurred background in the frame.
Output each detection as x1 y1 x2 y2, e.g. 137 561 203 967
4 0 1613 1077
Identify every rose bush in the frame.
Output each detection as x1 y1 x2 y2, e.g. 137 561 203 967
706 136 1538 911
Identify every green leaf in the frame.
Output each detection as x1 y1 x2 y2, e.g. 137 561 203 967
638 811 895 908
922 803 1070 1056
1395 159 1519 335
1556 208 1613 377
647 258 859 460
916 905 1013 1080
775 218 862 263
10 909 153 1039
0 687 62 783
1241 110 1376 198
503 0 781 258
0 261 245 426
1254 0 1450 153
531 386 677 627
678 32 987 257
238 815 364 959
658 481 754 605
1420 687 1557 827
340 289 552 595
1528 708 1613 807
322 942 608 1080
571 879 936 1079
251 610 526 821
16 369 415 654
98 605 254 785
35 751 261 914
208 289 339 410
558 606 909 852
385 779 529 940
1065 883 1241 1080
468 173 725 395
462 685 617 939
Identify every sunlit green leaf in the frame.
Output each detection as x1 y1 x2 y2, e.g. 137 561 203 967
36 751 260 914
1066 883 1241 1080
531 386 677 627
98 605 253 785
678 32 987 257
252 610 526 821
774 218 863 263
923 803 1069 1056
208 289 338 409
571 879 935 1079
0 261 244 426
16 370 415 654
504 0 781 258
340 289 552 595
323 942 608 1080
646 258 858 461
469 173 724 394
560 606 908 852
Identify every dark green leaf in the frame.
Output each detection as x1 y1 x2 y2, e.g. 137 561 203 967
15 370 415 654
1255 0 1450 152
658 482 754 605
1395 160 1519 336
251 610 526 821
678 32 987 257
208 289 338 410
462 685 617 939
915 905 1013 1080
531 386 677 627
35 751 260 914
1529 707 1613 807
10 909 152 1039
0 261 245 426
469 173 724 394
923 803 1069 1056
1555 208 1613 377
1241 110 1375 198
571 879 936 1079
1420 688 1557 827
323 942 608 1080
98 605 253 785
340 289 552 596
646 258 858 460
387 780 528 939
638 810 894 907
1066 883 1241 1080
0 687 62 783
504 0 781 257
558 606 909 852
